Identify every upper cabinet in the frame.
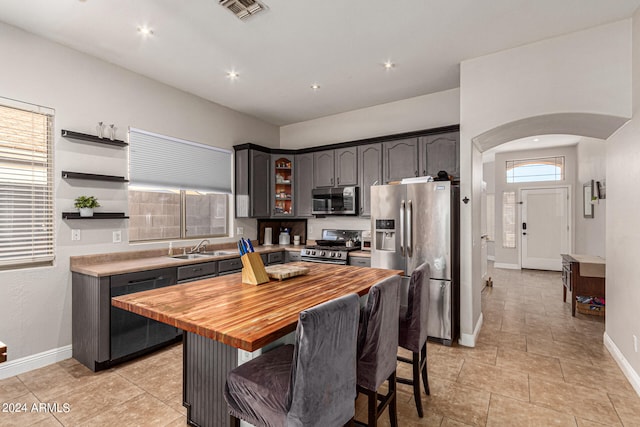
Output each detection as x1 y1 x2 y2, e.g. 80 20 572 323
418 132 460 178
295 153 314 217
313 147 357 188
235 148 271 218
313 151 335 187
358 143 382 217
272 155 294 217
383 138 419 183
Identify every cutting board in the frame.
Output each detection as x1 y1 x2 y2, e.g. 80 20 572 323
264 264 310 281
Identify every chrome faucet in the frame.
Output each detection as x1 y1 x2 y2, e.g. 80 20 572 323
190 239 210 253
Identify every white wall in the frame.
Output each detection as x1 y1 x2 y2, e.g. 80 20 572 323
575 138 606 257
0 22 279 363
280 89 460 149
603 7 640 391
460 20 632 346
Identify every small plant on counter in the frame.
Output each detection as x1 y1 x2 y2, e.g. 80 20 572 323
74 196 100 217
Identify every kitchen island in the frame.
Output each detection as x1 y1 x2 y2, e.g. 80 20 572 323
112 261 402 427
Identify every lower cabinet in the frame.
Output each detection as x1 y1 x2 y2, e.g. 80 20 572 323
72 267 182 372
285 250 302 263
261 251 285 265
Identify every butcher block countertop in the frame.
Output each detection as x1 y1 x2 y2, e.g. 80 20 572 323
112 262 402 352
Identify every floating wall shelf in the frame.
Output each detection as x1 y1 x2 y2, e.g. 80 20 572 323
61 129 128 147
62 171 129 182
62 212 129 220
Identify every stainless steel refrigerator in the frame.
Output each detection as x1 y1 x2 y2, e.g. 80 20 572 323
371 181 459 345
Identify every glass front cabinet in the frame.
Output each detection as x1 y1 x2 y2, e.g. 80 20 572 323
272 155 294 216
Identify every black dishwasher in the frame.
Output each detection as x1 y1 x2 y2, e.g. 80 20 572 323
110 267 182 361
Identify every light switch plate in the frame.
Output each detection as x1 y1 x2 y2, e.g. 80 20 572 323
113 230 122 243
236 227 244 235
71 229 80 241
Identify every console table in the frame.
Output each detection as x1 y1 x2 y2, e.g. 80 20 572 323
561 254 605 317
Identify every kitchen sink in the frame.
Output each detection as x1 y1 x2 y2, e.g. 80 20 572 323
201 250 238 256
170 253 214 260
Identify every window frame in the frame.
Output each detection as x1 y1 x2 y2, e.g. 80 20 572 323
505 156 565 184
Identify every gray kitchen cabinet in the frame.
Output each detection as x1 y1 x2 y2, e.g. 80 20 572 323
72 267 181 372
260 251 284 265
272 155 294 217
235 148 271 218
419 131 460 178
285 250 302 263
357 143 382 217
218 257 243 275
335 147 358 186
348 256 371 267
383 138 419 183
313 150 335 187
295 153 314 217
314 148 357 188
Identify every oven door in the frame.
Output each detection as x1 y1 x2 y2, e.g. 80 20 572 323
300 256 347 265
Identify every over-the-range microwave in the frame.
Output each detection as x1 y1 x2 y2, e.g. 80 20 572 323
311 186 359 215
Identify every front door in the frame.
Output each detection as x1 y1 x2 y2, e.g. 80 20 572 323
521 187 570 271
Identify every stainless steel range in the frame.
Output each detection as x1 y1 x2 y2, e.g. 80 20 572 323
301 229 362 264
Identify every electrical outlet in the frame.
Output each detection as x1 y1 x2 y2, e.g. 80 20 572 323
236 227 244 235
634 335 638 353
71 229 80 241
113 230 122 243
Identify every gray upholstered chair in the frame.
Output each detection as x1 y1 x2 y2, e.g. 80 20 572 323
397 262 431 417
356 275 401 427
224 293 360 427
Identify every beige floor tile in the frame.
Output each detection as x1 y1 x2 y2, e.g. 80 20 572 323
441 417 474 426
609 393 640 426
477 329 527 352
77 392 183 427
526 337 594 365
496 347 562 378
575 418 614 426
48 373 145 425
0 376 29 401
433 342 498 366
17 360 111 402
457 360 529 401
559 359 637 397
529 376 622 425
486 394 577 427
423 350 465 382
0 392 59 427
426 377 490 427
161 415 188 427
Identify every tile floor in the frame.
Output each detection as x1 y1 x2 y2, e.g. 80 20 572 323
1 263 639 426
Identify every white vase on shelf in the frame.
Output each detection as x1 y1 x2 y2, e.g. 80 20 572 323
79 208 94 217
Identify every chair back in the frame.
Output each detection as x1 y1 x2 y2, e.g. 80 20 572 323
400 263 431 352
286 293 360 427
357 275 401 391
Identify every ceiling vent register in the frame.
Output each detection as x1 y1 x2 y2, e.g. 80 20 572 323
220 0 267 20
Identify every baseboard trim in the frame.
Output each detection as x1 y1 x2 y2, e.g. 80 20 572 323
0 345 72 380
494 262 520 270
459 312 483 347
603 332 640 397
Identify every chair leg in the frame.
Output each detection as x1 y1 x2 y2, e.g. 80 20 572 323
411 351 424 418
367 388 378 427
420 342 430 395
388 372 398 427
230 414 240 427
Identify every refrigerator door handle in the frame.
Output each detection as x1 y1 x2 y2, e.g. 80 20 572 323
407 199 413 257
400 200 405 257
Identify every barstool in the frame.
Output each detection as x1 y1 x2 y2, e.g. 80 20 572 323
397 262 431 417
224 293 360 427
356 275 401 427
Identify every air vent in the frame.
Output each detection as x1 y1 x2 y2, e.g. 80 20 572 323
220 0 267 20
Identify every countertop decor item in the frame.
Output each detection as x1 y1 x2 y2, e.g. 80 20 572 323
96 122 105 139
74 195 100 217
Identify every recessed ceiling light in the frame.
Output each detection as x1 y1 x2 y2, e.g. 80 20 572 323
384 61 395 69
311 83 320 90
137 26 154 36
533 138 540 142
227 71 239 80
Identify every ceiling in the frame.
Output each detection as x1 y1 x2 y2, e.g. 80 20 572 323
1 0 639 126
482 134 582 163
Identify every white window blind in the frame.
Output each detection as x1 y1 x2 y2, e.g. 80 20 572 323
0 100 54 268
506 156 565 183
502 191 516 249
129 128 232 193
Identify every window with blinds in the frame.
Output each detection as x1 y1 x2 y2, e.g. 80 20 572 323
502 191 516 249
506 156 565 183
0 100 54 269
128 128 232 242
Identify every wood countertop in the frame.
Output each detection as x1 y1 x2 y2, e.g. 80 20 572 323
112 262 402 352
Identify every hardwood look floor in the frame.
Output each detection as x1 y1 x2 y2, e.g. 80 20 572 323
1 263 639 426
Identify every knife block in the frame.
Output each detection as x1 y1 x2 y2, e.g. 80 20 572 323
241 252 270 285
